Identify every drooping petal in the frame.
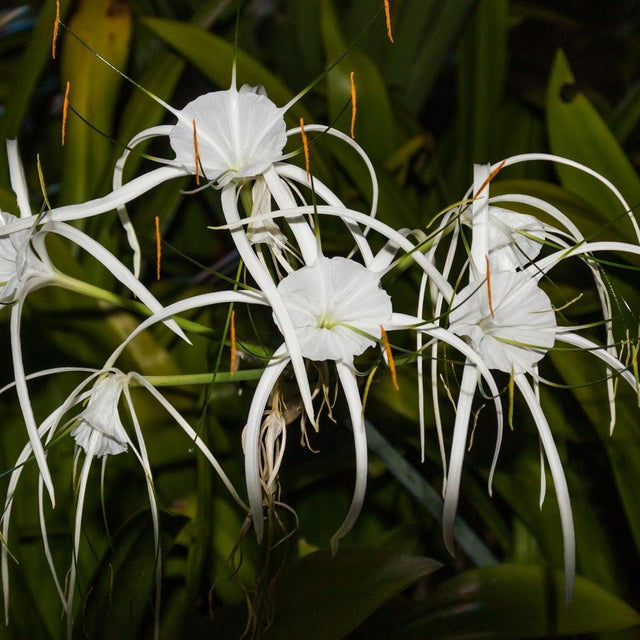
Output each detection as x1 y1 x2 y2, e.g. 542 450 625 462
220 185 316 424
442 365 478 554
516 372 575 604
330 361 368 553
132 373 248 510
244 344 291 541
10 301 55 505
44 221 189 343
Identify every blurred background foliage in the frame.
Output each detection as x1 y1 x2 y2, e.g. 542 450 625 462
1 0 640 638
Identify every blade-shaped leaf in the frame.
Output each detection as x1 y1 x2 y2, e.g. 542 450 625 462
547 50 640 243
397 564 640 639
264 548 441 640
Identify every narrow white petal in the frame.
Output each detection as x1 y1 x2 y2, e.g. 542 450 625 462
244 345 290 542
330 361 368 553
470 163 491 278
105 289 266 369
45 222 189 343
264 165 318 265
221 185 315 424
10 302 55 505
6 140 31 219
442 365 478 554
133 373 248 510
515 373 575 604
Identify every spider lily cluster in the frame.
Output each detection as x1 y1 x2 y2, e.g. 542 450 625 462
1 20 639 636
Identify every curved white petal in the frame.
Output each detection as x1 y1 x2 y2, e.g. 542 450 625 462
515 372 575 604
244 345 290 541
442 365 478 554
330 361 368 553
10 302 55 505
221 185 315 424
214 204 455 298
263 165 318 265
44 221 189 343
274 163 375 266
6 140 31 219
105 290 266 369
0 166 189 237
132 373 248 510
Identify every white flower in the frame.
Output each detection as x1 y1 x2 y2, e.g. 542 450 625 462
70 374 129 457
1 365 247 632
448 270 557 373
436 160 640 604
168 84 287 186
0 212 50 305
276 256 393 362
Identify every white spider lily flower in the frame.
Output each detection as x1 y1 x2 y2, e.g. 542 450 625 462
168 83 287 186
1 366 247 633
0 140 189 509
448 270 557 374
108 208 504 552
70 374 129 457
438 163 640 604
275 256 393 362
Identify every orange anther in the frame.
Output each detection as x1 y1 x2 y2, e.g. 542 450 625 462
155 216 161 280
485 255 495 319
52 1 60 59
61 81 70 146
384 0 394 43
300 117 310 178
381 326 399 391
192 119 200 186
350 71 357 139
230 310 237 376
473 159 506 199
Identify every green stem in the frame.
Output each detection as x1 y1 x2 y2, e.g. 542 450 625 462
54 273 216 336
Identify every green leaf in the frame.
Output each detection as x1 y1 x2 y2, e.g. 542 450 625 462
611 81 640 144
73 510 188 640
264 548 441 640
546 50 640 243
59 0 132 204
397 565 640 639
366 421 498 567
141 17 310 125
401 0 478 114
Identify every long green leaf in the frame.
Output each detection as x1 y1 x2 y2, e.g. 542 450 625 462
59 0 132 205
264 548 441 640
397 564 640 639
547 50 640 243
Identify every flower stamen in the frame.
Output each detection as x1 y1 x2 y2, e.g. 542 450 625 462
300 117 310 179
192 119 201 186
381 326 399 391
384 0 394 43
61 81 70 146
155 216 161 280
230 309 237 376
473 159 506 199
485 255 495 319
52 0 60 59
350 71 357 139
